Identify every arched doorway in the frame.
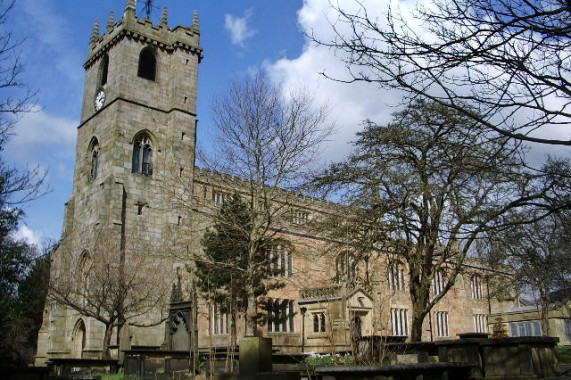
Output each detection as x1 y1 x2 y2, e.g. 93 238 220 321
72 319 86 358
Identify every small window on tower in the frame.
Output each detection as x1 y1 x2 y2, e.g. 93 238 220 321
99 54 109 86
89 137 100 180
132 132 153 175
138 47 156 81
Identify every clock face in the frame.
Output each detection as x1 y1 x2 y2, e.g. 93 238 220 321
95 90 105 111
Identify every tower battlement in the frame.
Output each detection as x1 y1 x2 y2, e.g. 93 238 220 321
85 0 201 69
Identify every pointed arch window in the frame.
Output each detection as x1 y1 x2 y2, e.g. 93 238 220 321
137 47 156 81
99 54 109 86
78 251 92 305
132 133 153 175
89 138 100 180
72 319 86 359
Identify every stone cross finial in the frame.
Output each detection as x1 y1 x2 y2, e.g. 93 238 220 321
90 19 100 45
192 10 200 32
160 7 168 27
107 11 115 30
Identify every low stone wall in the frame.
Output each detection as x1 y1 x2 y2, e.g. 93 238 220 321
123 349 192 379
47 358 118 379
437 336 560 379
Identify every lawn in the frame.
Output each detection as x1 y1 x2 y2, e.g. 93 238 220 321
557 346 571 365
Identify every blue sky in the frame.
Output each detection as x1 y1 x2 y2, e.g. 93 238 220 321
4 0 366 246
4 0 569 247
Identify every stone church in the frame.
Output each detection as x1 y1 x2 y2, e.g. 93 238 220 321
35 1 516 365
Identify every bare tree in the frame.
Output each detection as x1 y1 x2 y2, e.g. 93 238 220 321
0 0 47 365
197 71 332 337
48 227 169 358
313 99 563 341
0 0 35 137
486 209 571 336
313 0 571 145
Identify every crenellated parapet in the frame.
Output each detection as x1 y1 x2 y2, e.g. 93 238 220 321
84 0 202 69
192 166 340 212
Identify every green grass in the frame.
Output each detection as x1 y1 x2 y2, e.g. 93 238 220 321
100 374 123 380
305 353 354 365
557 346 571 365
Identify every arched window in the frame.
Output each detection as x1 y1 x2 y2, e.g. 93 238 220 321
336 251 356 283
132 133 153 175
99 54 109 86
89 138 99 180
137 47 156 81
72 319 86 358
79 251 92 294
313 312 326 332
471 274 483 299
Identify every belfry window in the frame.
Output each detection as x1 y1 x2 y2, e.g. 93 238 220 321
132 133 153 175
137 47 156 81
99 54 109 86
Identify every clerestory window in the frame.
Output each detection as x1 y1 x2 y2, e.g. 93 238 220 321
336 251 356 283
267 245 293 278
432 269 446 295
389 262 406 292
471 274 483 299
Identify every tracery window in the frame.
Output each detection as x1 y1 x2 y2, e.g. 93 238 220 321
313 312 326 333
267 299 295 333
132 133 153 175
138 46 156 81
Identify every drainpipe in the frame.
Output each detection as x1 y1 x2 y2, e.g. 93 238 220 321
300 307 307 353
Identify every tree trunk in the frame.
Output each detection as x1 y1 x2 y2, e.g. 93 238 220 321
410 313 425 342
245 287 257 337
102 324 113 359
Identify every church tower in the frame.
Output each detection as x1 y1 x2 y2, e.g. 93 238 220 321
35 1 202 364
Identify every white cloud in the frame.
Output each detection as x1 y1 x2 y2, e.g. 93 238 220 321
224 9 257 48
3 105 77 166
13 224 44 248
266 0 569 165
265 0 405 163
